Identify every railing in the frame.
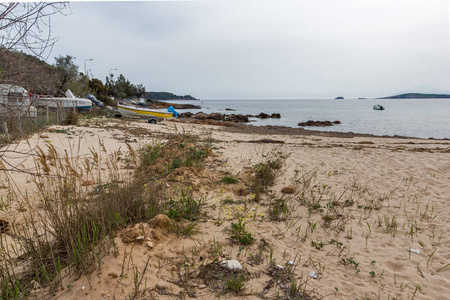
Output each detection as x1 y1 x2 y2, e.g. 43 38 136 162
0 104 73 142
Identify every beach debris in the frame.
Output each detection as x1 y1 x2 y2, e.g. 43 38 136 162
275 264 285 269
197 284 207 289
281 186 296 194
220 260 242 271
287 260 294 266
0 219 9 233
309 271 318 279
248 138 284 144
408 248 421 255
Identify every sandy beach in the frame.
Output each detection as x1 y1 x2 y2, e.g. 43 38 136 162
1 117 449 299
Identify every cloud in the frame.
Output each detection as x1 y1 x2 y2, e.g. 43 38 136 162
50 0 450 98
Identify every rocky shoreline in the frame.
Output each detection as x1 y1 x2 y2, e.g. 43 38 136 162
178 111 281 123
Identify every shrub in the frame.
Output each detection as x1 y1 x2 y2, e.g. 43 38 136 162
221 175 239 184
230 219 254 245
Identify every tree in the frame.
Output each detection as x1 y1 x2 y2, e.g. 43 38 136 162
89 78 108 97
135 84 146 98
0 2 68 58
106 74 137 98
54 55 78 95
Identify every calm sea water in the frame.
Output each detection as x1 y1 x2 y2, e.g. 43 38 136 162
164 99 450 139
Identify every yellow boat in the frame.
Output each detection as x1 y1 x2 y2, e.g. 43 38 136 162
117 104 174 120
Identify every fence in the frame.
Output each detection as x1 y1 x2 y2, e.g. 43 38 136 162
0 104 73 142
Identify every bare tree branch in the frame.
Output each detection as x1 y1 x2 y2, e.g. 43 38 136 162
0 2 69 59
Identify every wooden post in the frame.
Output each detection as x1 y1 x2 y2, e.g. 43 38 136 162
2 121 8 140
46 103 49 124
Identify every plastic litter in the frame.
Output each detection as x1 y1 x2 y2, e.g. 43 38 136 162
408 248 420 255
310 271 317 279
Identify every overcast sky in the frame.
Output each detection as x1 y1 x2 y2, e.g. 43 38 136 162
49 0 450 99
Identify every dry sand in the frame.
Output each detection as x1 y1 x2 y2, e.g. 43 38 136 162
1 117 449 299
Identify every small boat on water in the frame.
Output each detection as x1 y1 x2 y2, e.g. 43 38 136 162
37 90 92 110
117 103 176 122
373 104 385 110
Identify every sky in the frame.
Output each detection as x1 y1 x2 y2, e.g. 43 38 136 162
49 0 450 99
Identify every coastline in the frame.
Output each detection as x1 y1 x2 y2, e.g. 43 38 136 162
172 118 450 140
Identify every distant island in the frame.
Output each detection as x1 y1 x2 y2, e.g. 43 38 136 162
379 93 450 99
144 91 198 100
335 96 344 99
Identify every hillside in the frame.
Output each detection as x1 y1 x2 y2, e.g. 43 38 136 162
379 93 450 99
145 91 198 100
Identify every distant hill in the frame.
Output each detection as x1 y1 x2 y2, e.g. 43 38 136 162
379 93 450 99
144 91 197 100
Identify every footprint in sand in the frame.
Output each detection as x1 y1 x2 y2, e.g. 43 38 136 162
385 261 405 272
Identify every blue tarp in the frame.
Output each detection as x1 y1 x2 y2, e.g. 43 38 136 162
167 106 178 117
87 94 104 107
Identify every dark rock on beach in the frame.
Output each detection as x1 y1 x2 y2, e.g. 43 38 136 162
178 112 249 123
226 114 249 122
298 120 341 127
247 112 281 119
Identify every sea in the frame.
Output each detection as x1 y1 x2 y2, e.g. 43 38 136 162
163 98 450 139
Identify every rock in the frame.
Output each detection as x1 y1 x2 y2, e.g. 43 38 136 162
220 259 242 271
226 114 249 122
298 120 338 127
271 113 281 118
209 113 226 121
148 214 170 230
121 226 142 243
146 241 154 249
225 108 235 111
151 229 162 240
198 284 207 289
179 112 194 118
108 272 119 278
247 112 281 119
193 112 209 120
281 186 296 194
